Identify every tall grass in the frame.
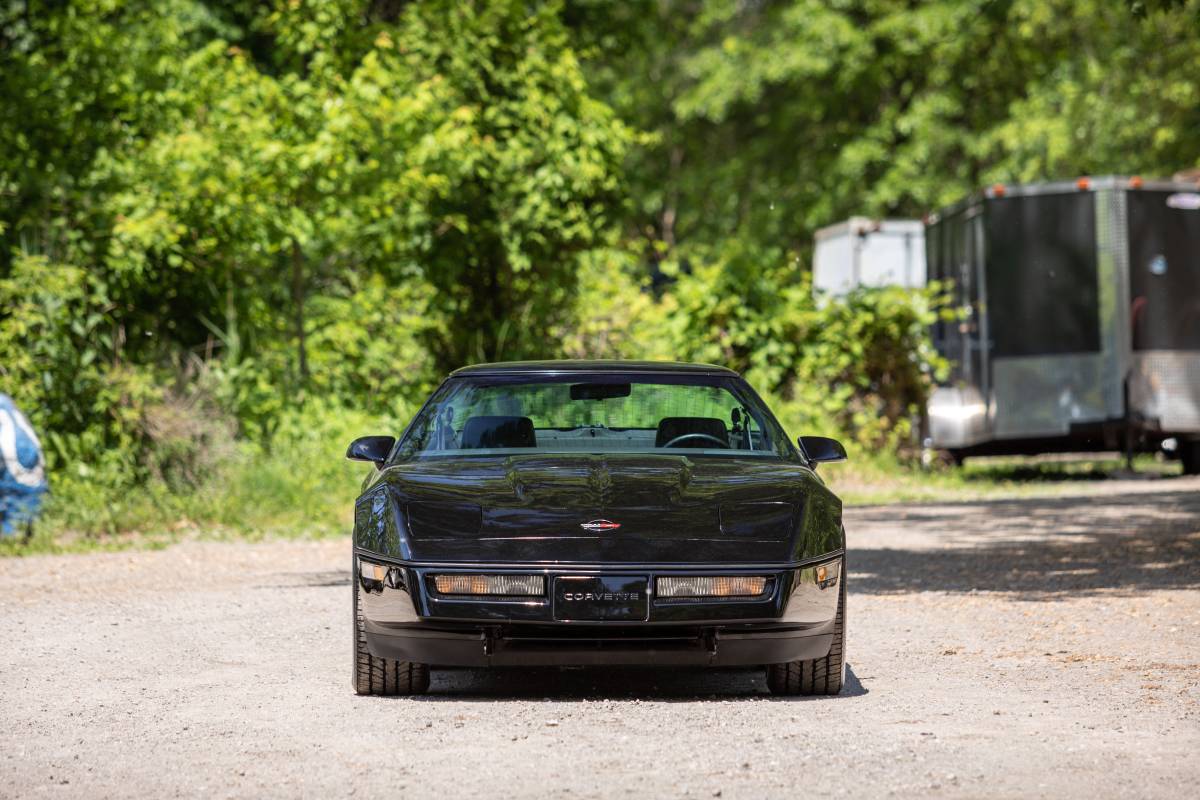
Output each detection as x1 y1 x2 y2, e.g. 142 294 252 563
2 400 1182 557
2 403 400 555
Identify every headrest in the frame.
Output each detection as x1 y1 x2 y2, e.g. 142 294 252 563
459 416 537 449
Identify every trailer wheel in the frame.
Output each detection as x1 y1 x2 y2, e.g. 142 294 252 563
1182 440 1200 476
944 449 966 467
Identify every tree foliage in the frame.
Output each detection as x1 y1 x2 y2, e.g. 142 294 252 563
2 0 1199 498
572 0 1200 258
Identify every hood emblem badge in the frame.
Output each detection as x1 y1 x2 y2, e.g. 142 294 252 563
580 519 621 533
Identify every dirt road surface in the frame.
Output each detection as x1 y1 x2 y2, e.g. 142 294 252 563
2 478 1198 799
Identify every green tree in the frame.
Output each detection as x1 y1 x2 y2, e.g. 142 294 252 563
108 0 637 397
391 0 637 368
571 0 1200 261
0 1 209 266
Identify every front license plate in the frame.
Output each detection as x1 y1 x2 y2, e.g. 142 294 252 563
553 576 649 621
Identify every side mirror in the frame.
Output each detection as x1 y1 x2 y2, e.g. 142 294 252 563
798 435 847 466
346 435 396 468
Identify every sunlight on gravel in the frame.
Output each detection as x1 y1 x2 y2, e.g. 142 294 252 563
1 478 1197 799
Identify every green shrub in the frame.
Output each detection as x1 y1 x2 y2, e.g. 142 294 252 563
566 244 948 454
658 241 815 394
0 255 162 481
35 400 409 542
554 247 676 361
796 283 948 453
304 274 443 410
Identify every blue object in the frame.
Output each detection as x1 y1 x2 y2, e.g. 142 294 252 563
0 393 48 537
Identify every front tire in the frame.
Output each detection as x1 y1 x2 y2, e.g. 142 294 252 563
767 569 846 696
353 571 429 696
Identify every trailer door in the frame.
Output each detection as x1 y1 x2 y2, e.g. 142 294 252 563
1127 190 1200 352
928 208 978 386
985 190 1108 438
1126 189 1200 435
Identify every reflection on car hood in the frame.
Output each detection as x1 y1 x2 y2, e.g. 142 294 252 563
373 454 841 565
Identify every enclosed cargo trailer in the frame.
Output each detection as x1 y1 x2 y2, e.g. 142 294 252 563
925 176 1200 472
813 218 925 296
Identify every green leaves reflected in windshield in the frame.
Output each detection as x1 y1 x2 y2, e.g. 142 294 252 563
399 377 790 458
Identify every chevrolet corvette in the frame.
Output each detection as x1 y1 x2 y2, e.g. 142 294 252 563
348 360 848 695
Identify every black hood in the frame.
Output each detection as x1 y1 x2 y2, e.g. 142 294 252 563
364 454 843 565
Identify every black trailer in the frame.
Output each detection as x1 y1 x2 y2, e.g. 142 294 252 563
924 176 1200 472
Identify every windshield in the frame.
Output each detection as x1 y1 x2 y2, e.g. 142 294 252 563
395 375 792 460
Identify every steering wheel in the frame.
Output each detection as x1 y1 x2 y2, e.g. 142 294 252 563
662 433 730 449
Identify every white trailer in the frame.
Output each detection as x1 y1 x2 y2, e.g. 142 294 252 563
812 217 926 296
924 176 1200 473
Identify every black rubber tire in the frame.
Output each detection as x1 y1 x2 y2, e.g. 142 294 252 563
767 566 846 696
1181 440 1200 476
352 566 430 696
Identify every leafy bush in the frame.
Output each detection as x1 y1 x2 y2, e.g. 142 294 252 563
304 274 444 410
3 1 970 546
795 283 948 453
554 248 676 361
36 399 403 542
0 255 158 478
659 241 816 394
564 245 948 453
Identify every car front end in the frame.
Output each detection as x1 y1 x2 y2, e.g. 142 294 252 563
356 553 843 669
348 361 848 695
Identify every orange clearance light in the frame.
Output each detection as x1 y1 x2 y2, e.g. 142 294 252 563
991 183 1006 197
1077 177 1091 190
816 565 828 583
1129 176 1144 189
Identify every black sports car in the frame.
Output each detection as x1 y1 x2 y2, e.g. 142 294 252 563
348 360 848 696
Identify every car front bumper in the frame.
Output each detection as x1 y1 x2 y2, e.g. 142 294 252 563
363 620 834 667
355 552 843 668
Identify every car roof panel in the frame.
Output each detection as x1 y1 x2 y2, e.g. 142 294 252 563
449 360 740 378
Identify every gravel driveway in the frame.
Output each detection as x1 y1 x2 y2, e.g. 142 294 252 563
2 478 1198 799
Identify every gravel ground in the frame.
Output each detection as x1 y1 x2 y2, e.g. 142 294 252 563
2 477 1198 799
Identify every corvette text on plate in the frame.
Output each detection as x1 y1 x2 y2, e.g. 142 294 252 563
562 591 641 601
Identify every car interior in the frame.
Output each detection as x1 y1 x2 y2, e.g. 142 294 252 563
451 414 764 452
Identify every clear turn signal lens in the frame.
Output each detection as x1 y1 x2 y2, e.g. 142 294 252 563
433 574 544 596
656 575 768 598
812 559 840 589
360 561 387 582
359 559 405 590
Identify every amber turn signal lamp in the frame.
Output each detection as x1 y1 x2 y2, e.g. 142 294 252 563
433 574 544 596
657 576 768 598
